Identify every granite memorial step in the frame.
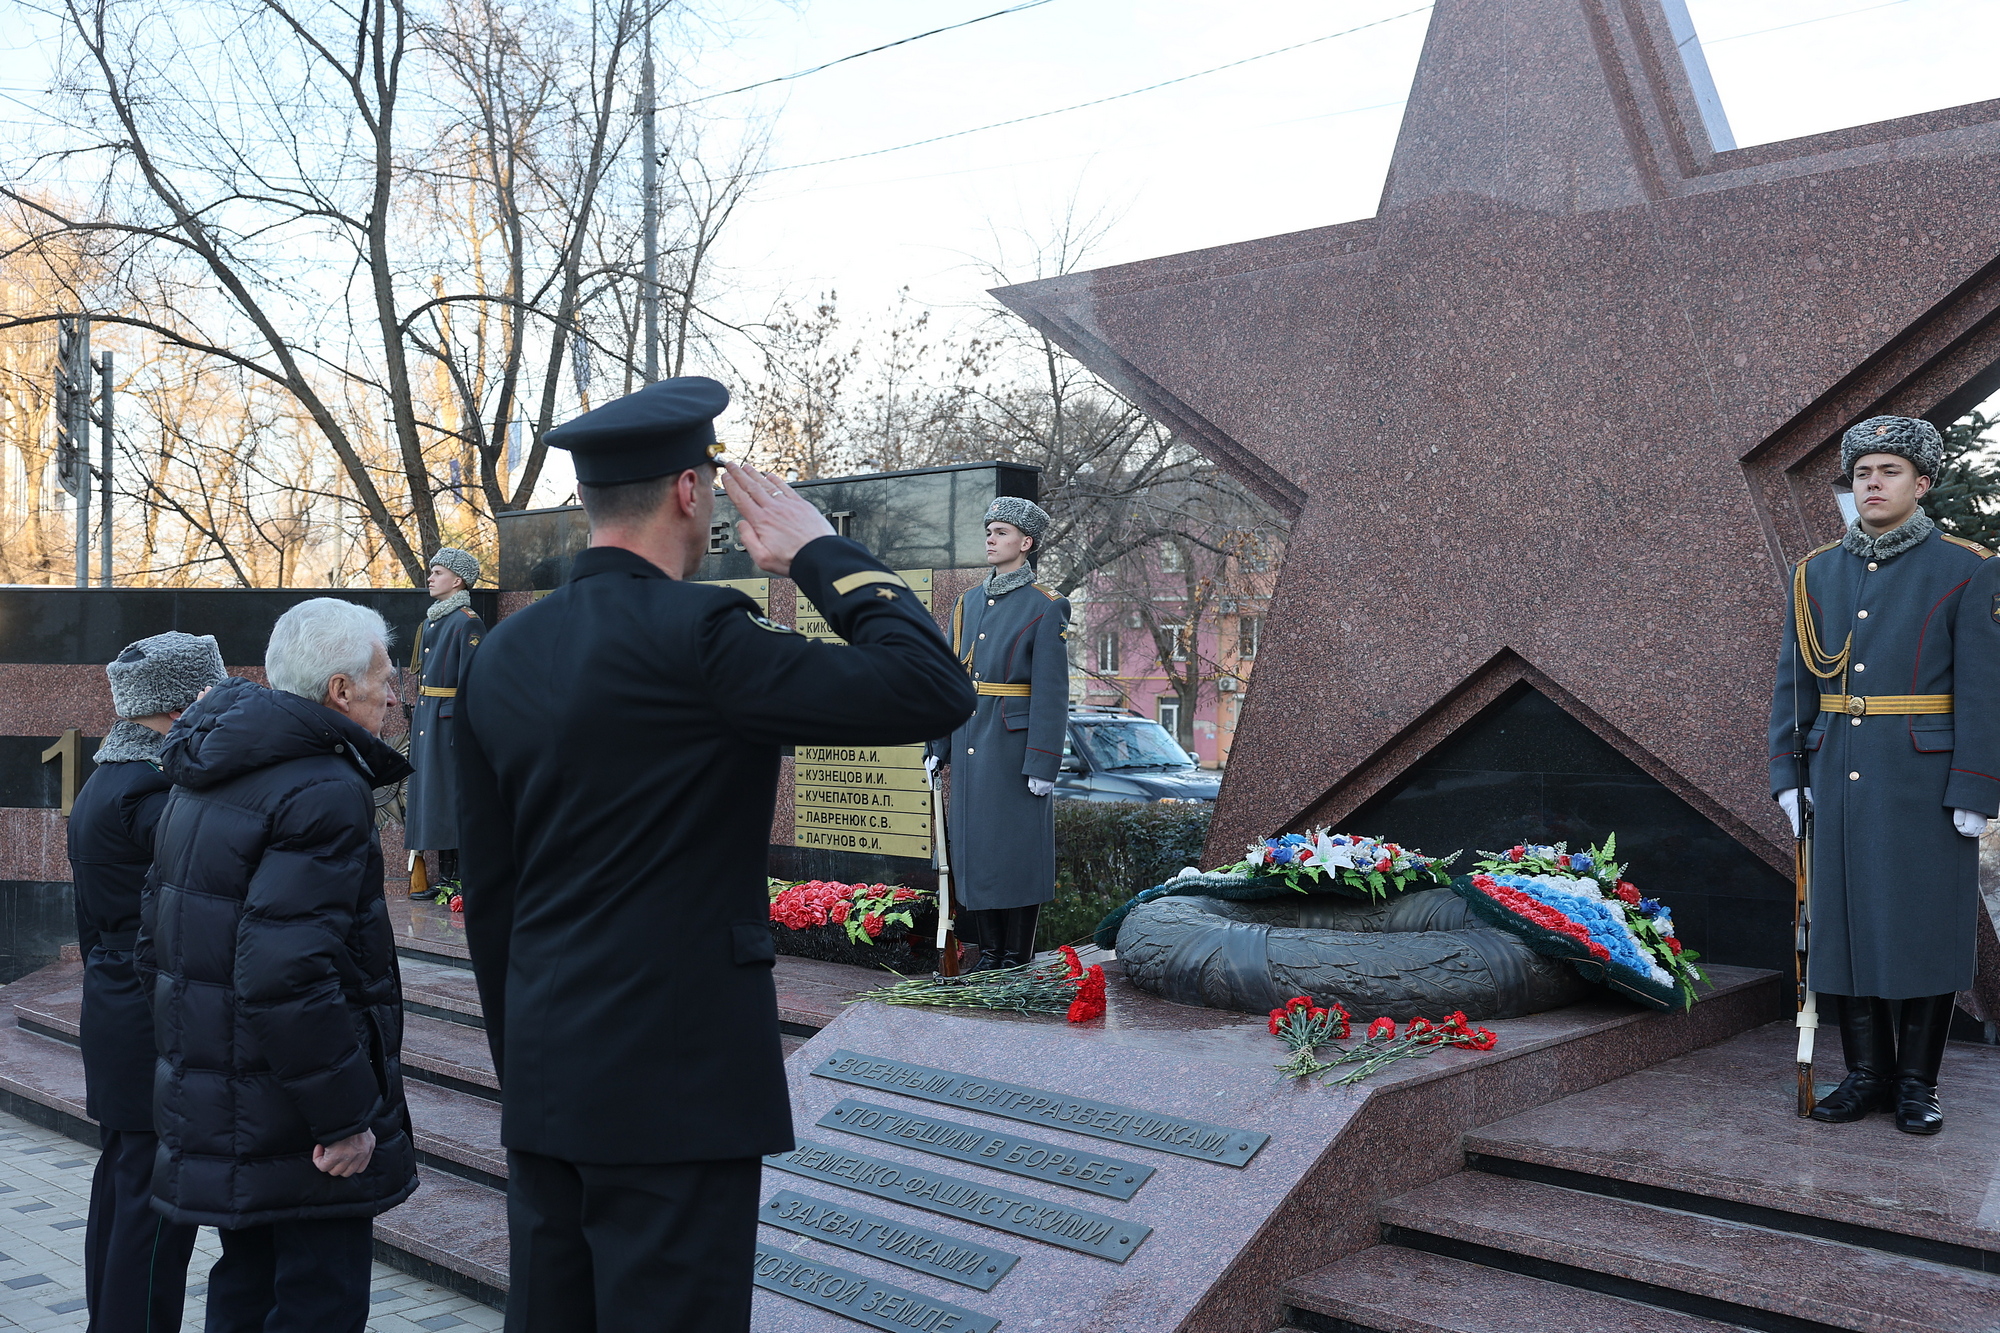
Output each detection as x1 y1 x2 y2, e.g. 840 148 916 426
1377 1170 2000 1333
1275 1244 1751 1333
399 956 486 1027
1463 1019 2000 1274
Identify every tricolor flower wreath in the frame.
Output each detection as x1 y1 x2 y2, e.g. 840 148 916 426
1449 837 1708 1012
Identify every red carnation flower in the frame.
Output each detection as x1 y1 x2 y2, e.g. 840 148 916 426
1268 1010 1287 1035
1508 845 1526 862
862 913 884 938
1557 853 1571 868
829 901 850 924
1375 858 1392 873
1059 944 1085 978
448 893 463 913
1614 881 1641 905
1666 937 1683 955
1368 1016 1396 1040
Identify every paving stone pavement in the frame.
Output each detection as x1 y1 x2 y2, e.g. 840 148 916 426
0 1108 502 1332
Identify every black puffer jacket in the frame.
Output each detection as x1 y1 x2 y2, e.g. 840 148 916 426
144 676 417 1227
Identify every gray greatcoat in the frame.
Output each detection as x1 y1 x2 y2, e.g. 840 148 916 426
405 599 485 850
926 573 1072 911
1769 527 2000 998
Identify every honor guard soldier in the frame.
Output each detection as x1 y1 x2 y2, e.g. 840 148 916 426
405 546 485 903
925 497 1072 969
68 632 222 1331
456 376 975 1333
1770 415 2000 1135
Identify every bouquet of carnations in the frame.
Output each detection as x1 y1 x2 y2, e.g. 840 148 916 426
768 879 930 948
1220 828 1459 902
1456 835 1708 1010
849 945 1109 1023
1265 994 1497 1084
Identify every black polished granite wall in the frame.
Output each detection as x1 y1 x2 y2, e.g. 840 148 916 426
0 738 99 807
1346 685 1791 975
497 461 1041 590
0 881 74 985
0 588 498 665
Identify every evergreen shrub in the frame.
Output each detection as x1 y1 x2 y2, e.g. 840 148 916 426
1044 801 1213 947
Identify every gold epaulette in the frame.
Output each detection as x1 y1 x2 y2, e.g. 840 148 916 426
1031 582 1062 601
1796 540 1841 568
1940 533 1996 559
464 607 479 617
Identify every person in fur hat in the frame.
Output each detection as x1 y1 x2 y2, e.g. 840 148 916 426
405 547 485 904
67 631 224 1330
925 496 1072 969
1770 414 2000 1135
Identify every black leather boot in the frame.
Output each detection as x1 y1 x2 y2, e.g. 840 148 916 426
999 904 1041 969
1893 994 1953 1135
1809 995 1896 1123
965 912 1008 971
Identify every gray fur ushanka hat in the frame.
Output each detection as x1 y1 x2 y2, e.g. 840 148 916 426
429 547 480 588
107 631 226 719
984 496 1051 543
1841 415 1943 482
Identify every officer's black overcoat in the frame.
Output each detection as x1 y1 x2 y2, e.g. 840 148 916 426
1769 528 2000 998
457 537 975 1164
66 747 170 1131
404 602 484 851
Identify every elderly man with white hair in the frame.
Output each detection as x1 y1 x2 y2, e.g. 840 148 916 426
143 598 418 1333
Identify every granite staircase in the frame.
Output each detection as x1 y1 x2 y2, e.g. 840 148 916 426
1273 1021 2000 1333
0 895 880 1310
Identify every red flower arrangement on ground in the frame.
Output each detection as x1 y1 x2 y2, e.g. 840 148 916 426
1265 998 1498 1084
852 942 1110 1023
768 880 928 947
1470 873 1611 962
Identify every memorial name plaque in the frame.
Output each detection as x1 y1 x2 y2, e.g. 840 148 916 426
794 747 932 859
797 570 932 642
813 1050 1269 1166
821 1099 1155 1201
761 1189 1018 1291
766 1138 1151 1263
754 1245 999 1333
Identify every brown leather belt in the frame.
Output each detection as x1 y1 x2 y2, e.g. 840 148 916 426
1818 693 1952 717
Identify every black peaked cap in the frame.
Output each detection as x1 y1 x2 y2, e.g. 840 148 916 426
545 376 730 485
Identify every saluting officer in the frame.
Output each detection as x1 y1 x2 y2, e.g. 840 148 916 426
405 546 485 902
68 632 222 1331
925 497 1072 970
1770 415 2000 1135
456 376 975 1333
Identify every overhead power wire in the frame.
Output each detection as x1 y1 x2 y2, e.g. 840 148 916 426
760 5 1433 176
670 0 1058 109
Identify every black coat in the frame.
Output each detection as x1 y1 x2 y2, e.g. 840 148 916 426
404 601 484 851
66 738 170 1131
457 537 975 1165
144 677 418 1227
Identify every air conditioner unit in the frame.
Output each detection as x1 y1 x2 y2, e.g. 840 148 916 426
1217 676 1239 692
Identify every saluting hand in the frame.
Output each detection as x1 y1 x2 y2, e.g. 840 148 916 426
722 463 836 577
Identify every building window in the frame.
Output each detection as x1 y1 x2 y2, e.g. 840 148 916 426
1096 630 1120 674
1239 615 1263 659
1166 623 1188 661
1157 695 1181 738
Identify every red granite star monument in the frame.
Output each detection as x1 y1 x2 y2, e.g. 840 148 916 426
996 0 2000 880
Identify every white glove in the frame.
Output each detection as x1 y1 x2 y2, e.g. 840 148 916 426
1776 788 1812 838
1955 808 1989 838
1027 777 1054 798
925 755 941 791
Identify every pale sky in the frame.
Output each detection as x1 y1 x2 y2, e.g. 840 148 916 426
691 0 2000 331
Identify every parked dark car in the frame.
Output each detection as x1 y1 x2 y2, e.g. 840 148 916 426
1055 708 1221 803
